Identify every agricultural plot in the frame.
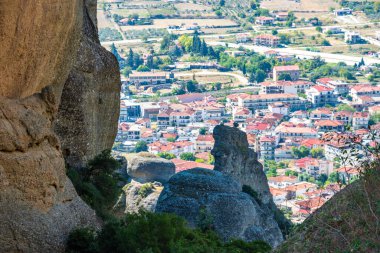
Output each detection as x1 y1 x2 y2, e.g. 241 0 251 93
261 0 339 12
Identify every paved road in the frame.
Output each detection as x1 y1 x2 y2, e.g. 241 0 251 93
175 70 248 85
208 41 380 65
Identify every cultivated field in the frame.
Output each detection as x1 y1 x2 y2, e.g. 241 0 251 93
261 0 339 12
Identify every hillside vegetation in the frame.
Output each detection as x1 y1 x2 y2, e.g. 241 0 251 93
275 166 380 253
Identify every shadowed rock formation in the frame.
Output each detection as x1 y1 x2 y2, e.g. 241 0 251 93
54 0 121 168
0 0 120 252
156 168 284 247
211 125 272 205
211 125 290 235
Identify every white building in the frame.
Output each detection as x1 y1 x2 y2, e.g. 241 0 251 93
306 85 337 107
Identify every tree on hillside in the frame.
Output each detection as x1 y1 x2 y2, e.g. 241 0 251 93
199 127 207 135
200 39 208 56
146 55 154 69
158 152 176 160
137 65 150 72
219 0 225 6
311 147 324 158
192 34 202 53
186 80 199 92
180 152 196 161
255 69 266 82
278 73 292 81
127 48 134 68
110 43 124 67
135 141 148 153
292 146 310 158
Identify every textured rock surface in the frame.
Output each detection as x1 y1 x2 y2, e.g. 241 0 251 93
156 169 283 247
211 125 272 205
120 180 164 213
55 0 121 168
0 0 82 99
0 0 119 252
126 153 176 183
211 125 290 235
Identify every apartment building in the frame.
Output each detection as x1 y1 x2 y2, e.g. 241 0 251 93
253 34 280 47
260 80 313 94
259 135 277 160
352 112 369 130
129 71 167 85
273 65 300 81
237 93 306 112
306 85 338 107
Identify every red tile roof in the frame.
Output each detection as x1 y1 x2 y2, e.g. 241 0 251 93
273 65 299 72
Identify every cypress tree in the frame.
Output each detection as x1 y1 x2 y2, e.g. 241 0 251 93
128 48 134 68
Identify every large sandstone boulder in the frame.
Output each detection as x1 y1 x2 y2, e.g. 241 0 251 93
211 125 290 234
0 0 120 252
156 168 283 247
212 125 272 205
54 0 121 168
127 153 176 183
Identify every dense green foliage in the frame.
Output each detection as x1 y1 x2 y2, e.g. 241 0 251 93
135 141 148 153
157 152 176 160
67 150 121 218
66 212 271 253
180 152 196 161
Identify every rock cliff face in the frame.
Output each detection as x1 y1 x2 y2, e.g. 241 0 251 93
0 1 120 252
156 169 283 247
211 125 290 234
211 125 272 205
54 0 121 168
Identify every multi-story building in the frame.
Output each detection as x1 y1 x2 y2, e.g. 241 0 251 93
273 65 300 81
314 120 344 133
169 111 196 127
350 84 380 101
259 135 277 160
255 16 275 25
352 112 369 130
128 71 167 85
345 31 361 44
316 78 349 95
260 80 313 94
120 100 141 122
332 110 353 125
294 158 333 178
157 112 170 129
253 34 280 47
148 141 194 157
309 107 333 122
236 33 251 43
237 93 306 112
195 135 215 153
306 85 338 107
275 123 318 141
268 102 289 115
233 107 252 123
140 102 162 119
